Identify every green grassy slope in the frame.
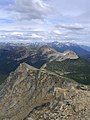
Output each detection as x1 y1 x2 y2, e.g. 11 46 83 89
45 58 90 85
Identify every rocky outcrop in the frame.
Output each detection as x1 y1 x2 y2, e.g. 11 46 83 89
0 63 89 120
0 63 76 120
26 87 90 120
63 50 79 59
38 45 57 55
37 46 79 62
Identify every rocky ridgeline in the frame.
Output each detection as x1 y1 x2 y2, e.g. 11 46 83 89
37 46 79 62
0 45 79 81
0 63 90 120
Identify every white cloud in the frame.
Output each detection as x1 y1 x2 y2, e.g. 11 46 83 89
30 33 44 39
0 0 90 46
12 0 50 20
55 23 85 30
53 30 62 35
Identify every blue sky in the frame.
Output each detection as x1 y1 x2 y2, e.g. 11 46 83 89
0 0 90 45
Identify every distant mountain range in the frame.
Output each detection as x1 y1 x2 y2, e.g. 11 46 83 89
0 42 89 85
80 45 90 52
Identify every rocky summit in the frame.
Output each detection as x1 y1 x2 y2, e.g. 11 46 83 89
0 63 90 120
37 46 79 62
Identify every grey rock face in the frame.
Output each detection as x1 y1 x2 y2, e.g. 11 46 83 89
26 87 90 120
0 63 69 120
0 63 89 120
37 46 79 62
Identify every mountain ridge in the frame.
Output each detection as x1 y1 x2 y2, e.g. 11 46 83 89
0 62 90 120
0 43 80 85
